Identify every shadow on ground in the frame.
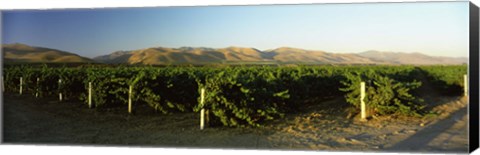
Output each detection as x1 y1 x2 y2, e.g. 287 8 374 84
386 105 468 153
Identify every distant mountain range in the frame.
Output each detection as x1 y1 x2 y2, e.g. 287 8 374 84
2 43 94 63
1 43 468 65
93 46 382 65
358 50 467 65
93 46 467 65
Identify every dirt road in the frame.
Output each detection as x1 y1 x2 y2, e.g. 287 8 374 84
2 93 469 153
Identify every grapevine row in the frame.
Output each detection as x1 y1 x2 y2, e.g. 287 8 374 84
2 64 467 127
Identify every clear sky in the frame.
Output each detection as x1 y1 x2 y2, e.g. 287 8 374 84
1 1 469 58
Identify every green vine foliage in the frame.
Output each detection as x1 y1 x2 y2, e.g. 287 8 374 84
339 69 425 116
419 65 467 96
2 65 467 126
196 67 290 127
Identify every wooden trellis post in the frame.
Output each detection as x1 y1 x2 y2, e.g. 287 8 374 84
88 82 92 108
200 88 205 130
35 77 40 98
128 85 133 114
19 77 23 95
360 82 367 121
58 79 63 101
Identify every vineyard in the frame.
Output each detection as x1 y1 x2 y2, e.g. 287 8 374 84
2 64 468 127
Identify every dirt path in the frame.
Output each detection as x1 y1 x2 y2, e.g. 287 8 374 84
2 92 469 153
387 103 468 152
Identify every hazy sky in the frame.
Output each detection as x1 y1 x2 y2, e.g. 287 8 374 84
1 2 469 58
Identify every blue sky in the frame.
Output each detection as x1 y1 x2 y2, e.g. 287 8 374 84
1 2 469 58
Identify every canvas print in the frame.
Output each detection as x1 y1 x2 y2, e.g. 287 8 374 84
0 1 473 153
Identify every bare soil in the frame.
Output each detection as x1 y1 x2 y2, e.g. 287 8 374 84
2 91 469 153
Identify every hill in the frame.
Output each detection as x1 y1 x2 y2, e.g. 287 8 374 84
358 50 467 65
2 43 94 63
94 46 267 65
94 46 386 65
95 46 467 65
2 43 467 65
265 47 383 64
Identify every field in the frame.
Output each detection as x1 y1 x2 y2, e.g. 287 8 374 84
1 64 469 152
